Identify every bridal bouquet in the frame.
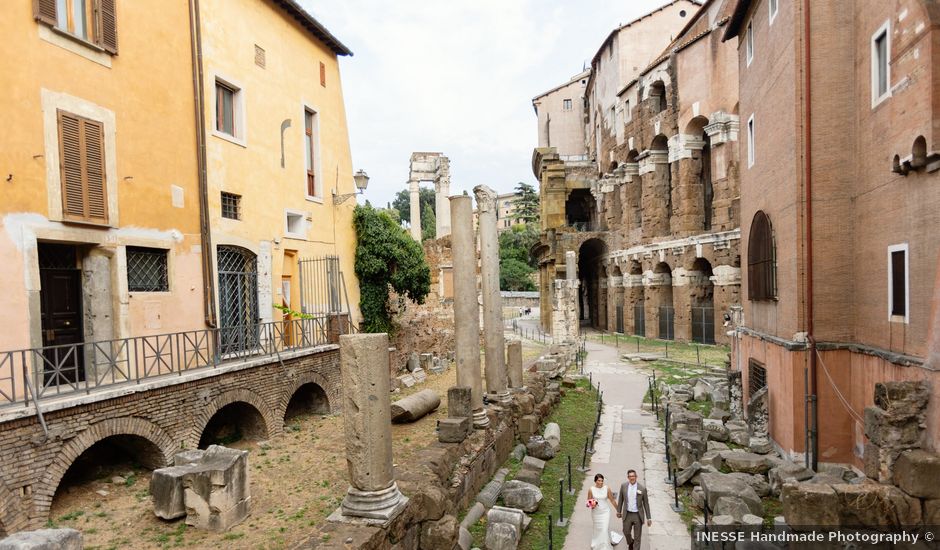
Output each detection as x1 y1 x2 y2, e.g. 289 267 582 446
586 498 598 509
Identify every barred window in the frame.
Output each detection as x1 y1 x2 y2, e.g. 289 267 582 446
221 192 241 220
748 359 767 397
747 211 776 300
127 247 168 292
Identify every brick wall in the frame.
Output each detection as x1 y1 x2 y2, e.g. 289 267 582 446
0 347 340 531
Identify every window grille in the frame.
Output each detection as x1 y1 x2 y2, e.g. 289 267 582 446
747 211 776 300
221 192 241 220
749 359 767 397
127 247 169 292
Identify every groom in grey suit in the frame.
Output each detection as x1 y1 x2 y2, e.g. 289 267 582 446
616 469 651 550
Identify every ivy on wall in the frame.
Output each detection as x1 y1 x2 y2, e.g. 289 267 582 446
353 205 431 334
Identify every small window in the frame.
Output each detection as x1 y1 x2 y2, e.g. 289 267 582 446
563 98 572 111
304 109 319 197
221 192 241 220
610 106 617 129
285 211 305 238
255 44 266 68
747 114 755 168
872 22 890 106
624 99 631 121
127 247 169 292
746 22 754 66
320 62 326 87
215 81 237 137
748 359 767 397
35 0 118 53
769 0 778 23
888 244 908 321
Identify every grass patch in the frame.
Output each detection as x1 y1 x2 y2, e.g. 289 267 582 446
761 496 783 526
589 334 729 367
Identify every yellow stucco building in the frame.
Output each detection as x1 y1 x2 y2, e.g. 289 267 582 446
0 0 360 399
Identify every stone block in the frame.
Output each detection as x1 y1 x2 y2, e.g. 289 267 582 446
412 368 427 384
707 441 730 452
668 409 704 431
501 480 543 513
708 408 731 421
526 436 555 460
510 444 526 461
748 437 774 455
873 381 929 416
864 406 922 447
702 419 729 442
448 386 473 418
514 468 541 486
420 514 458 550
458 526 473 550
727 472 770 497
691 486 705 509
0 529 82 550
833 483 922 527
723 452 770 475
670 429 707 469
397 374 417 388
439 417 471 443
174 449 205 466
699 473 762 516
768 461 814 497
714 496 750 521
781 482 839 527
182 445 251 532
487 506 525 535
420 353 434 371
518 415 539 439
522 455 545 475
675 462 701 486
407 352 420 372
924 499 940 524
150 465 191 520
485 521 519 550
543 423 561 452
894 449 940 499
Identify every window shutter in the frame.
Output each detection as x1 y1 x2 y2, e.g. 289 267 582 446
58 111 87 220
98 0 118 54
83 119 108 222
33 0 57 25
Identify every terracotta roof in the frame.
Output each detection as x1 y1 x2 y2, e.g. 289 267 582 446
270 0 353 56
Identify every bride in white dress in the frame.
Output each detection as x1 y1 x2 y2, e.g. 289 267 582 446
588 473 618 550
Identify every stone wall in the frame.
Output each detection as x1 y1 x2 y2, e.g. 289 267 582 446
0 347 341 532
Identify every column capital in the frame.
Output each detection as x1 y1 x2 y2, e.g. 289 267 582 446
473 184 498 214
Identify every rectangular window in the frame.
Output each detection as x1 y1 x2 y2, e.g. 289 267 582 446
562 99 572 111
888 244 908 321
746 22 754 66
624 99 631 121
127 247 169 292
872 22 891 106
747 114 755 168
304 109 318 197
769 0 778 23
215 81 237 136
36 0 118 53
221 192 241 220
748 359 767 398
610 106 617 129
285 211 305 238
58 109 108 224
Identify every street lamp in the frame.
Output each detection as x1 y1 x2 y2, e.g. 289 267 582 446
333 169 370 205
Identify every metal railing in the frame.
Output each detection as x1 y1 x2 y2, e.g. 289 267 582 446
0 316 342 409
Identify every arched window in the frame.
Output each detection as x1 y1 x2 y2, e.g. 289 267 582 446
650 81 666 113
747 211 776 300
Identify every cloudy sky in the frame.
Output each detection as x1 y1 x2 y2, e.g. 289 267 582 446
300 0 671 210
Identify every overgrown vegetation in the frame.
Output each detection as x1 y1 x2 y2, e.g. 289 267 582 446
498 223 539 291
391 186 437 240
353 205 431 333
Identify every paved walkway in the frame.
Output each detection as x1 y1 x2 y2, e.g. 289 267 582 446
563 335 690 550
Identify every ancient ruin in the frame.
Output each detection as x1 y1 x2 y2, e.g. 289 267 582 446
408 152 452 240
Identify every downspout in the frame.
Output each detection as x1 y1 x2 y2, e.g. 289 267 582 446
188 0 217 327
802 0 818 470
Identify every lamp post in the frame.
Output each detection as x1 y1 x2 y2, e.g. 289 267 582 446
333 169 370 205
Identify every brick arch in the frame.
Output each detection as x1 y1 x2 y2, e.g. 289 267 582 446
279 372 337 418
189 388 280 448
0 475 27 536
35 417 176 524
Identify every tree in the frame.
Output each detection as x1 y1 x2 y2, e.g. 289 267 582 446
353 205 431 333
514 181 540 224
498 223 539 269
500 258 536 291
391 187 436 226
421 202 436 241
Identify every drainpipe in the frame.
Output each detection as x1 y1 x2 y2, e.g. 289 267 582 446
188 0 217 327
802 0 818 471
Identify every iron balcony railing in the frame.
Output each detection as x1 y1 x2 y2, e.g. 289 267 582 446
0 316 347 409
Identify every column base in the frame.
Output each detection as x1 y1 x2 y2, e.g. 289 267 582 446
472 408 490 429
495 390 512 406
338 482 408 521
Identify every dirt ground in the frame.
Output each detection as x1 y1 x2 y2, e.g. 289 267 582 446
48 333 547 550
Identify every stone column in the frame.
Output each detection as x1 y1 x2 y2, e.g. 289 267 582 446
435 159 452 237
506 340 523 389
474 184 510 406
450 195 489 429
335 333 407 521
409 179 421 241
565 251 577 280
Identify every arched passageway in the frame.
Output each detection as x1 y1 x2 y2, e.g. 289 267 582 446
578 239 608 329
690 258 715 344
284 382 330 422
199 401 269 448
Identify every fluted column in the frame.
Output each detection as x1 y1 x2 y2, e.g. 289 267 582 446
474 184 510 405
450 195 489 428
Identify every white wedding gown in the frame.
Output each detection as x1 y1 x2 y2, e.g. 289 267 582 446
590 485 614 550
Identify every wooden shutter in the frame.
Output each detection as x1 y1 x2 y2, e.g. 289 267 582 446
98 0 118 54
33 0 57 25
58 111 108 224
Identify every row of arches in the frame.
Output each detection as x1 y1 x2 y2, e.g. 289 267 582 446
1 380 331 532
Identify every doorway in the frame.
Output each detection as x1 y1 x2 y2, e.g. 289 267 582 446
38 243 85 384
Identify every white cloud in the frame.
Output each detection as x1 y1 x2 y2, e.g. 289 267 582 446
301 0 672 209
